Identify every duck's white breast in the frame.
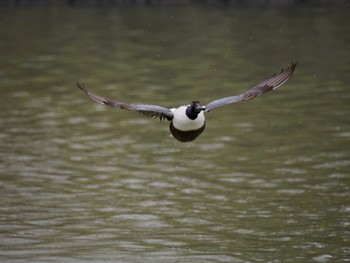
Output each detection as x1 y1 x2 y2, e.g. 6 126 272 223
171 106 205 131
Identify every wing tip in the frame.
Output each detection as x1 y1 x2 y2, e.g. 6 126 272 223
272 62 297 77
289 61 297 72
76 82 107 106
76 82 88 94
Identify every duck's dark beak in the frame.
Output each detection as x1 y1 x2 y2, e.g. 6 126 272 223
192 101 205 113
196 106 205 112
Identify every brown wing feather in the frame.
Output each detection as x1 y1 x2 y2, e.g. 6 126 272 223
77 83 173 121
205 62 297 111
241 62 297 101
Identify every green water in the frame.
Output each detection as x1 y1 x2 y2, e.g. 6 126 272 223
0 6 349 262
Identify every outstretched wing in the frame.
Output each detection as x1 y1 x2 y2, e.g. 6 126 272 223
77 83 173 121
205 62 297 112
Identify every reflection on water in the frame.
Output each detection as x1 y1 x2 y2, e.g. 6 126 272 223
0 6 349 262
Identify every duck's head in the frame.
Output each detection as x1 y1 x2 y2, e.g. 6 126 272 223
191 101 205 113
186 101 205 120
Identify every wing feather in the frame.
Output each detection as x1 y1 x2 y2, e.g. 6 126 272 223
77 83 173 121
205 62 297 112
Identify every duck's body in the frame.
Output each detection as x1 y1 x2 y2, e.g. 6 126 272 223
170 104 206 142
77 62 297 142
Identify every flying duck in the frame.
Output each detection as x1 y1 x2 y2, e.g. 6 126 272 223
77 62 297 142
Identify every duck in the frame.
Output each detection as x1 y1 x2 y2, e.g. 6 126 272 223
77 62 297 142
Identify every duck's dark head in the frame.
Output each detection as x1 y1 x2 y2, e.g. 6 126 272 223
186 101 205 120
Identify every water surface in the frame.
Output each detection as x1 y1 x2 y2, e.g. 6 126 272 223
0 6 349 262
